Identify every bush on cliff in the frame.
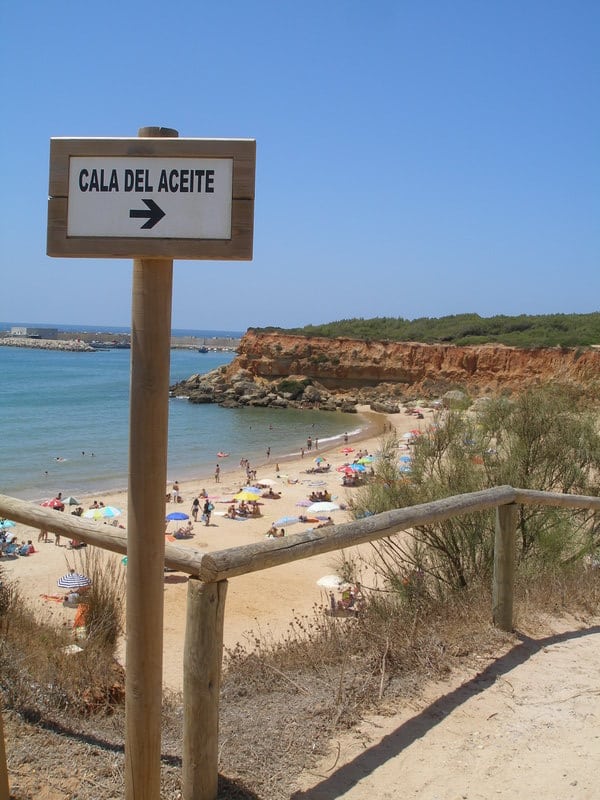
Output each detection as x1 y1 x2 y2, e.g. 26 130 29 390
253 311 600 347
276 377 311 400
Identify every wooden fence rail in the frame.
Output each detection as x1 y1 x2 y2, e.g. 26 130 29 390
1 486 598 799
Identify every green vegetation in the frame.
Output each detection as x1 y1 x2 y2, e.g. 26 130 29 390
253 312 600 347
275 377 311 399
350 385 600 594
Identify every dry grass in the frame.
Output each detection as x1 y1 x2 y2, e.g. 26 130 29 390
2 563 600 799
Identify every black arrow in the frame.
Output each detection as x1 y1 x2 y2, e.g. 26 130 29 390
129 198 165 230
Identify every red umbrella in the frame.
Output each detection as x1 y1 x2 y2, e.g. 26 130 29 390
341 447 354 454
41 498 64 509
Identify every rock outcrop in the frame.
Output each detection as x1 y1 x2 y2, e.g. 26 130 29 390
170 331 600 412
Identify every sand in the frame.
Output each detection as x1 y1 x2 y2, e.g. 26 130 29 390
4 405 599 798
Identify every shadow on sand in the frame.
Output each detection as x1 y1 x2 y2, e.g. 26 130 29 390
291 624 600 799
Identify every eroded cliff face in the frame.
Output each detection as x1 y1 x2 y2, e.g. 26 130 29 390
228 331 600 396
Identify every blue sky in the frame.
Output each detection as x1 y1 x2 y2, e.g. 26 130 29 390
1 1 598 332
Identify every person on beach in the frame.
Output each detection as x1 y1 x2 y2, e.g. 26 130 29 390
266 446 271 459
214 464 220 483
191 497 200 522
203 499 213 526
38 528 48 543
307 436 312 451
172 481 180 503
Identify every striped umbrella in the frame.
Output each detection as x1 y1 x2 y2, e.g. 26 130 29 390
57 572 92 590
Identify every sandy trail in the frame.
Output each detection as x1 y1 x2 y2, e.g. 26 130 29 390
291 614 600 799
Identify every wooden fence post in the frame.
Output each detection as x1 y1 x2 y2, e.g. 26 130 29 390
493 503 517 631
183 577 228 800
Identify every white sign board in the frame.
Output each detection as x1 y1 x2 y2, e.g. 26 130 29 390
47 137 255 260
67 157 233 239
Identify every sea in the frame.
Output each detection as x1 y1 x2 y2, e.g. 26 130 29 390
0 325 363 502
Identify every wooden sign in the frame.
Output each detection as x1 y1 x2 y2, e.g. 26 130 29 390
47 137 255 260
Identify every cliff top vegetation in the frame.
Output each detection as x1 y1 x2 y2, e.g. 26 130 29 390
252 312 600 347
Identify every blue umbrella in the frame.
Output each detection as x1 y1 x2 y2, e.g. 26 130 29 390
400 455 412 463
166 511 190 521
350 463 366 472
0 520 16 531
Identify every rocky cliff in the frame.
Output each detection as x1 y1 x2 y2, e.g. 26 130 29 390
170 331 600 412
233 332 600 393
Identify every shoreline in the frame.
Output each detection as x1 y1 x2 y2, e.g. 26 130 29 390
13 410 376 506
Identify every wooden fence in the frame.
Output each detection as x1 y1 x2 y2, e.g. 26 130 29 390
1 486 599 799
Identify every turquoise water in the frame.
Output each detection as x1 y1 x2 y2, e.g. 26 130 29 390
0 345 362 502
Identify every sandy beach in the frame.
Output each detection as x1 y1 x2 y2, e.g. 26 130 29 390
1 405 420 690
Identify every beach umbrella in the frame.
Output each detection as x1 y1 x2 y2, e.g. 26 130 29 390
166 511 189 521
308 480 327 487
400 455 412 463
83 506 122 520
274 516 301 526
357 456 374 464
316 574 345 589
341 447 354 454
234 490 262 502
296 499 312 507
0 520 16 531
400 466 412 474
63 496 81 506
256 478 276 487
239 486 262 494
41 498 64 509
349 463 366 472
57 572 92 590
307 501 340 514
314 456 325 464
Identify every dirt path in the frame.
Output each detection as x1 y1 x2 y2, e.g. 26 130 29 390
291 614 600 799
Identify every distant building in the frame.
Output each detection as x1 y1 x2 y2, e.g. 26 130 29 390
10 326 59 340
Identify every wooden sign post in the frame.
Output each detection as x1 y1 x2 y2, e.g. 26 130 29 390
47 127 256 800
124 125 177 800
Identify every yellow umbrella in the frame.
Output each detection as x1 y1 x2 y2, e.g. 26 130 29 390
234 490 261 502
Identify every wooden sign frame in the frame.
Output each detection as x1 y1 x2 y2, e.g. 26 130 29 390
47 137 255 260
